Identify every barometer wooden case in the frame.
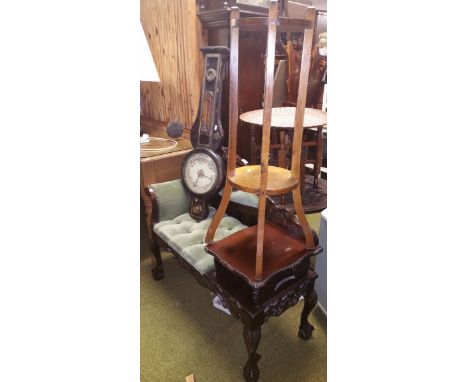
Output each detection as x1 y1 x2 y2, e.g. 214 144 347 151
182 46 229 221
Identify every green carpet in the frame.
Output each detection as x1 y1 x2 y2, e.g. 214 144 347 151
141 213 326 382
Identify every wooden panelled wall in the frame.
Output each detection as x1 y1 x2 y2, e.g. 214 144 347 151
140 0 203 131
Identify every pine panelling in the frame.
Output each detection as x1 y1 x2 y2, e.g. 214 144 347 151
140 0 203 130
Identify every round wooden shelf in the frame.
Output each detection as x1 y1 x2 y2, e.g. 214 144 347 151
227 165 299 195
239 107 327 129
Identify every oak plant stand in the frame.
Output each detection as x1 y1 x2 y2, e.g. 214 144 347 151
205 1 317 281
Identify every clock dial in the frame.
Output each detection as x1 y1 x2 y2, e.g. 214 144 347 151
183 152 218 195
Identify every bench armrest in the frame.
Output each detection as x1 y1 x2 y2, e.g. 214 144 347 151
145 179 191 225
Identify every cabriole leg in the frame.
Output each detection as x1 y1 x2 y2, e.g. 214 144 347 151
298 287 318 340
150 239 165 281
243 325 262 382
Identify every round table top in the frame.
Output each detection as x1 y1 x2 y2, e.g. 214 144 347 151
239 107 327 129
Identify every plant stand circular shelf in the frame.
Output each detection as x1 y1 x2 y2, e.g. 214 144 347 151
239 106 327 128
206 3 318 288
228 165 299 195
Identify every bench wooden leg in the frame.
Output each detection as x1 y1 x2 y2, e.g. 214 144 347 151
151 238 165 281
242 325 262 382
298 287 318 340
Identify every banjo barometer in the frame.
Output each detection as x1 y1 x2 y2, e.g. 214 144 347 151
182 46 229 221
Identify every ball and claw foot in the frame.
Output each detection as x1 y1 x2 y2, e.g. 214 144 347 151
243 354 261 382
298 320 315 340
152 266 164 281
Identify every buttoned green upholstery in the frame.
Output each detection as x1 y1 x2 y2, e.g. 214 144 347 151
151 179 251 275
152 179 191 222
219 188 259 208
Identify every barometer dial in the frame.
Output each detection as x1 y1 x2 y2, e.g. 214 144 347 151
182 151 221 196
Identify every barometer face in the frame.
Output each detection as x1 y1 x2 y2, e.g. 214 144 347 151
182 150 221 196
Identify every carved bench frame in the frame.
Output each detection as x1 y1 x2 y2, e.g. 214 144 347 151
145 186 321 382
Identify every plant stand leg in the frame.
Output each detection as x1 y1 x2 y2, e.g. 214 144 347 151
205 182 233 243
298 288 318 340
291 186 314 249
151 239 165 281
243 325 262 382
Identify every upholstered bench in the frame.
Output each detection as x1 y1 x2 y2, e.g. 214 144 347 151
146 178 258 280
155 208 247 275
